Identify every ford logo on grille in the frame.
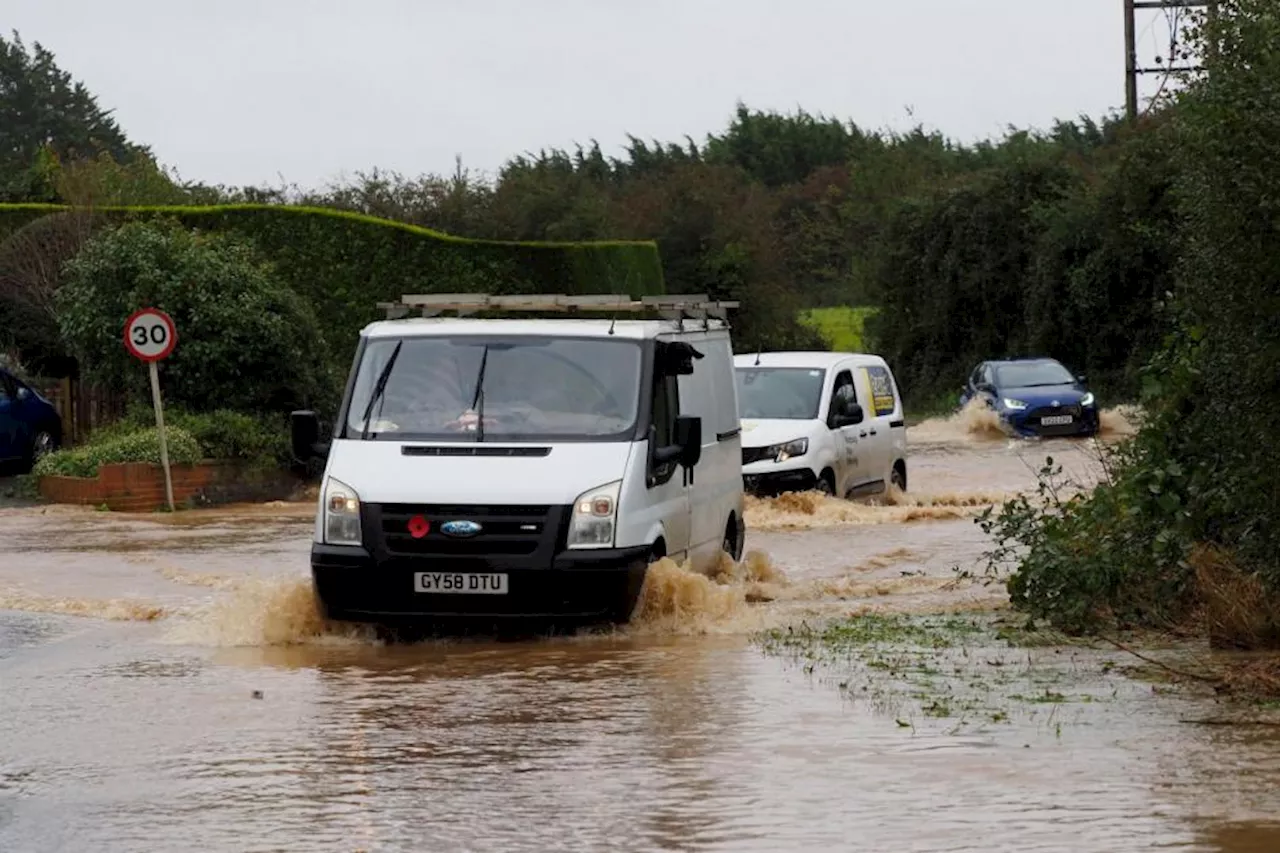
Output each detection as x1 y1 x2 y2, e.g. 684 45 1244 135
440 520 482 538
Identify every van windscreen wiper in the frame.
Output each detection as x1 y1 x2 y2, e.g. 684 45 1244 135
359 341 403 440
470 344 490 442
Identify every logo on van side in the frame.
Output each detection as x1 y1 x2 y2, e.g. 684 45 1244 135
440 520 483 538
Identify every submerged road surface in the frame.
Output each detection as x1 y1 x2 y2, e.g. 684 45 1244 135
3 405 1280 851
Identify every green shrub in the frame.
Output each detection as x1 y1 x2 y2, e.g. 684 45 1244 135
980 2 1280 641
56 219 337 416
109 406 289 469
34 425 201 479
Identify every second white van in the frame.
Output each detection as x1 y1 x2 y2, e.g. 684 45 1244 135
733 351 908 498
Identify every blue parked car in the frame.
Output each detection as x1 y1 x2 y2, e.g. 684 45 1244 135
958 357 1099 438
0 368 63 472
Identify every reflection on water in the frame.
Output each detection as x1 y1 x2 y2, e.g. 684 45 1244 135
3 413 1280 851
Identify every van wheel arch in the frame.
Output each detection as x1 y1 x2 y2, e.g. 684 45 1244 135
892 460 907 492
818 468 836 495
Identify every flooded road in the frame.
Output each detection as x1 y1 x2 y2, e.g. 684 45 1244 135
4 405 1280 851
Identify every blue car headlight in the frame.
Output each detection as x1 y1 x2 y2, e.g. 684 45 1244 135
1080 392 1095 407
1002 398 1028 411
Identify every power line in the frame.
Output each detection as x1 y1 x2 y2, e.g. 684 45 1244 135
1124 0 1215 119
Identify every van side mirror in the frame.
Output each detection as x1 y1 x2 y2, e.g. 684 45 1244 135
655 341 704 377
831 403 864 429
291 410 330 463
675 415 702 468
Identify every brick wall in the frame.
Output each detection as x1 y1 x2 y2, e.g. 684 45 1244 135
39 460 303 513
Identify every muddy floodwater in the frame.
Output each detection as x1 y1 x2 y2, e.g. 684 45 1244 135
5 405 1280 851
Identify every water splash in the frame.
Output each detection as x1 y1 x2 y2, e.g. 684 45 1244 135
163 576 377 647
744 488 1004 531
908 398 1007 445
908 399 1142 446
0 587 167 622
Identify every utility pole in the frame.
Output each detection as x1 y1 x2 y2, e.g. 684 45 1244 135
1124 0 1216 120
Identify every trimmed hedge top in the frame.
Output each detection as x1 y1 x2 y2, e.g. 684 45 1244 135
0 203 666 384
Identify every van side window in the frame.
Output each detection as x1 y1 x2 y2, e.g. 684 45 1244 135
648 370 680 485
863 366 897 417
829 370 856 425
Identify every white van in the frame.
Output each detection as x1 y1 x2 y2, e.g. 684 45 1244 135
290 294 745 626
733 351 908 498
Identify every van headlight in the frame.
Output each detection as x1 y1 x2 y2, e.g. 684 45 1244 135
567 480 620 550
765 438 808 463
323 476 362 546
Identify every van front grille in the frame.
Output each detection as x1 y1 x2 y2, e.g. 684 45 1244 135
373 503 557 557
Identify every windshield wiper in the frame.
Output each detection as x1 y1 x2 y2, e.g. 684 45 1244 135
359 341 403 440
470 344 489 442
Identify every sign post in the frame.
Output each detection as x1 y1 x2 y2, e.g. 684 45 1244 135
124 308 178 512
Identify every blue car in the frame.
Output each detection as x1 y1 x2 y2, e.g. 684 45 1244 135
0 368 63 472
958 357 1099 438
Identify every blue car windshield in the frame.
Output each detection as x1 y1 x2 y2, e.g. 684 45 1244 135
994 361 1075 388
735 367 826 420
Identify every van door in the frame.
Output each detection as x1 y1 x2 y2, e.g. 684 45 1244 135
827 367 865 495
684 332 741 568
670 332 727 573
647 343 692 562
859 362 901 491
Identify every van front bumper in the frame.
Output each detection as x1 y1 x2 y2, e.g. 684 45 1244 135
742 465 818 496
310 543 650 624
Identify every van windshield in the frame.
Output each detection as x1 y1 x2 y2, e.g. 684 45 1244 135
734 367 827 420
344 336 643 441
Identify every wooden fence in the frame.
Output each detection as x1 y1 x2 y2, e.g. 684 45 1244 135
32 377 126 447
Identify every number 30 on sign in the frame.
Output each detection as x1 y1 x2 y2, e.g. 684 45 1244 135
124 308 177 362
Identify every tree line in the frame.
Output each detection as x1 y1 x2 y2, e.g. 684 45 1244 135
2 27 1181 407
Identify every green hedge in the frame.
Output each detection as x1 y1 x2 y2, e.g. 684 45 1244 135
107 408 290 470
0 202 666 366
33 425 201 479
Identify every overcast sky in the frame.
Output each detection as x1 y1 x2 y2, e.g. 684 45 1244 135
8 0 1186 190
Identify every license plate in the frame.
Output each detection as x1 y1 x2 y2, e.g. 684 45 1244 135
1041 415 1074 426
414 572 509 594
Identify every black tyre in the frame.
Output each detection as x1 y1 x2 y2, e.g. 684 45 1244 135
722 515 744 562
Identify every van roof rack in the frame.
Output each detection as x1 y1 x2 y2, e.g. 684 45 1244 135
376 293 740 324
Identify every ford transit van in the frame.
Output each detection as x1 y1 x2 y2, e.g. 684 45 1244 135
291 294 744 627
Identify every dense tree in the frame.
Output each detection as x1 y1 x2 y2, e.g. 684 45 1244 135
56 220 336 416
0 31 146 201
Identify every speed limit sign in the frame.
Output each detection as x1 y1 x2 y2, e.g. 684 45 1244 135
123 307 179 511
124 308 177 362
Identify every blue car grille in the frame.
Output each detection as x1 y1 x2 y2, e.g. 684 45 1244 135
1028 404 1082 420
